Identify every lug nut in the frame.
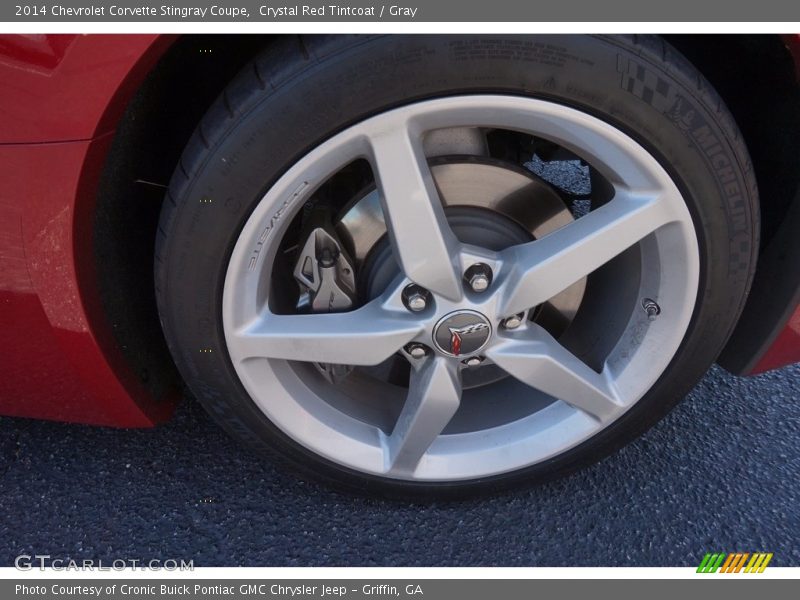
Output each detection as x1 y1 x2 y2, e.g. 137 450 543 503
502 313 525 330
405 343 428 359
642 298 661 321
464 263 493 293
462 356 485 367
407 294 427 312
402 284 431 312
470 274 490 292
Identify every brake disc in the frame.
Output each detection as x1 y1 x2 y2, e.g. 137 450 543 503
335 157 587 335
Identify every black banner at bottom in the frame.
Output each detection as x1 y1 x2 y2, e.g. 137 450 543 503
4 579 795 600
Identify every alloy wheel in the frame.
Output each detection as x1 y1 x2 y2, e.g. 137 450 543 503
222 95 699 481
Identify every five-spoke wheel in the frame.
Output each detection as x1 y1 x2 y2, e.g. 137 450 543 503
222 96 698 480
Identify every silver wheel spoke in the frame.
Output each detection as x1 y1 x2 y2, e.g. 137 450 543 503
367 118 464 301
384 357 462 475
231 301 423 366
487 326 621 422
498 190 677 317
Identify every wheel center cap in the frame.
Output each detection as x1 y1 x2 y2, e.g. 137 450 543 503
433 310 492 357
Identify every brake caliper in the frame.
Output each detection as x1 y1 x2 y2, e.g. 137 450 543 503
293 227 357 383
293 227 356 313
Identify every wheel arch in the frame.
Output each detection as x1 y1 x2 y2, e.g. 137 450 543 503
85 34 280 422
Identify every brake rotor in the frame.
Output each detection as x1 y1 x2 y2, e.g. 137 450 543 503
335 157 587 336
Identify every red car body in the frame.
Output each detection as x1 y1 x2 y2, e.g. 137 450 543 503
1 34 799 428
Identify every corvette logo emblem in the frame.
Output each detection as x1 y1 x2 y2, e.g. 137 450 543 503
433 310 492 357
449 323 490 356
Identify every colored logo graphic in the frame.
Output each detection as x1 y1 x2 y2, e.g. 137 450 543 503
697 552 773 573
432 310 492 357
449 322 489 356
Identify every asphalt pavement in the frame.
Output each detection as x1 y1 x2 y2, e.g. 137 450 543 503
0 363 797 567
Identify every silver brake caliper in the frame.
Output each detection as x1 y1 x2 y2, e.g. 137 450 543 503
293 227 357 382
293 227 356 312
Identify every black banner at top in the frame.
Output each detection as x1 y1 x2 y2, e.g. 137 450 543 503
4 0 800 22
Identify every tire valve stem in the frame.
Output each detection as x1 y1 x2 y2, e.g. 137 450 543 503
642 298 661 321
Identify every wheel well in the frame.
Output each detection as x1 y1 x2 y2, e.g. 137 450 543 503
93 34 800 403
92 35 277 405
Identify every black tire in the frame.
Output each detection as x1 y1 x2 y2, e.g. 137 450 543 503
155 34 758 497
